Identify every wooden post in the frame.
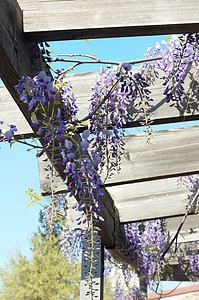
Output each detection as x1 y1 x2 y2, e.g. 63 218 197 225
140 278 147 299
80 233 104 300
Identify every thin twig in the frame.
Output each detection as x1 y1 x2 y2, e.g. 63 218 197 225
161 188 199 260
57 53 98 60
72 73 122 125
47 56 162 66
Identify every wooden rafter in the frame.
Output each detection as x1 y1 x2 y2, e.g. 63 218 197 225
1 62 199 139
0 0 127 260
0 0 46 129
18 0 199 41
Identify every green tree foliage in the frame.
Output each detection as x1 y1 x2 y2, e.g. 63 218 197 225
0 232 80 299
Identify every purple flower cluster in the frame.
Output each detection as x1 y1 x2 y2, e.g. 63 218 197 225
177 174 199 192
0 122 17 143
189 253 199 275
124 220 167 286
178 242 199 278
15 71 78 142
10 34 199 295
15 71 57 111
42 194 63 232
88 66 130 179
60 225 83 261
104 248 142 299
141 34 199 108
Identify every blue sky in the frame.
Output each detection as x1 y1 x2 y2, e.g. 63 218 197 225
1 35 198 292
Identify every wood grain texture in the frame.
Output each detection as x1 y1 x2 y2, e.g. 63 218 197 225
104 125 199 185
107 177 194 222
163 264 197 281
0 0 47 130
38 138 199 223
38 124 199 222
17 0 199 41
166 214 199 245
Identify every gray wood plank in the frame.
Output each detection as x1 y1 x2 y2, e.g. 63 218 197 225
38 144 199 224
64 198 199 245
162 264 197 281
107 177 192 223
0 0 47 130
37 124 199 222
17 0 199 41
104 125 199 185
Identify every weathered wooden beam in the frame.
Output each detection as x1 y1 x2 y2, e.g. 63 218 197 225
140 279 147 299
39 167 196 223
18 0 199 41
163 237 199 281
1 62 199 139
63 194 199 282
1 0 127 257
107 177 194 223
104 125 199 186
162 264 195 281
0 0 46 129
37 125 199 224
165 214 199 245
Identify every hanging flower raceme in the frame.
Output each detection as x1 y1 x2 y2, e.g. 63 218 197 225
141 34 199 108
124 220 167 286
88 65 131 180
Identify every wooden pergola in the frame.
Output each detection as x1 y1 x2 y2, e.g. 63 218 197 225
1 0 199 298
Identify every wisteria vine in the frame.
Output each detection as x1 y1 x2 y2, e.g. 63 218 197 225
1 33 199 299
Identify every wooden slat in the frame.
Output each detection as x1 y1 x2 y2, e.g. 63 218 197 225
64 197 199 245
38 145 199 228
104 125 199 186
2 63 199 139
107 177 193 223
17 0 199 41
61 192 199 282
0 0 46 129
64 192 199 282
165 214 199 244
163 264 195 281
159 215 199 281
